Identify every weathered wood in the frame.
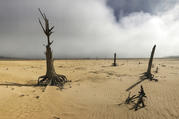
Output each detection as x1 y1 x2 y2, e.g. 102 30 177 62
134 85 147 111
147 45 156 74
126 45 158 91
37 8 70 88
125 85 147 111
112 53 117 66
144 45 158 81
125 92 136 104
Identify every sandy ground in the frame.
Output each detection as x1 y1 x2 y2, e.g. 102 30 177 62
0 59 179 119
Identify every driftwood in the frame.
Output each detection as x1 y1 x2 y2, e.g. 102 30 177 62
37 9 70 88
112 53 117 66
125 85 147 111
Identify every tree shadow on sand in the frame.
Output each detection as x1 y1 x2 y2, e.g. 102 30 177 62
0 81 71 92
126 72 158 92
0 82 49 92
126 74 146 92
0 82 39 87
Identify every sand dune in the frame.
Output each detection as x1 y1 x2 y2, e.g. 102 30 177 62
0 59 179 119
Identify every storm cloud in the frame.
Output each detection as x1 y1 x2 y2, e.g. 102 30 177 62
107 0 178 21
0 0 179 58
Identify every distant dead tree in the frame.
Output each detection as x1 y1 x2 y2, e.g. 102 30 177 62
155 66 158 73
112 53 117 66
37 8 69 88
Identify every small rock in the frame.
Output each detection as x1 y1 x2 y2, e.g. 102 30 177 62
19 94 25 97
53 116 60 119
162 64 166 67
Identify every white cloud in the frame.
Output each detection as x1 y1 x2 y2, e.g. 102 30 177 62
0 0 179 58
115 4 179 57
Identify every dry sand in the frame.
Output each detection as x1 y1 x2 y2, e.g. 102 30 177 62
0 59 179 119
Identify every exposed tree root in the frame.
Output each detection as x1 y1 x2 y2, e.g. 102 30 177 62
38 74 70 88
126 72 158 91
140 72 158 82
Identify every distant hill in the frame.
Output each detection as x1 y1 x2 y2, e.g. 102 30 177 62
0 56 44 60
164 56 179 58
0 55 179 60
0 56 15 59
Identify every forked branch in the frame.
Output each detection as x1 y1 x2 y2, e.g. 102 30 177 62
38 8 54 46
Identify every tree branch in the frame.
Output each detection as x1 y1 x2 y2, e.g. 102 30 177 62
49 40 54 45
38 18 46 33
38 8 55 45
38 8 46 20
49 26 54 32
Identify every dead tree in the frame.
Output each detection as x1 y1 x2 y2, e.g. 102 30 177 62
125 92 136 104
147 45 156 75
141 45 158 81
126 45 158 91
37 8 69 88
133 86 147 111
112 53 117 66
125 86 147 111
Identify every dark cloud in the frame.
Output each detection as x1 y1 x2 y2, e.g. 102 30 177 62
106 0 178 21
0 0 179 58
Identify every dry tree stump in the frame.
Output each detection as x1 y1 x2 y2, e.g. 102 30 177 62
125 92 136 104
112 53 117 66
133 85 147 111
141 45 158 81
125 85 147 111
126 45 158 92
155 66 159 73
37 9 70 88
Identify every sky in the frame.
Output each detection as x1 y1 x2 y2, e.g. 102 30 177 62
0 0 179 58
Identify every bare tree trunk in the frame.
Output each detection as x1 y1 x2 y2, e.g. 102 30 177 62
147 45 156 74
112 53 117 66
140 45 158 81
45 45 55 85
126 45 158 91
37 9 69 88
